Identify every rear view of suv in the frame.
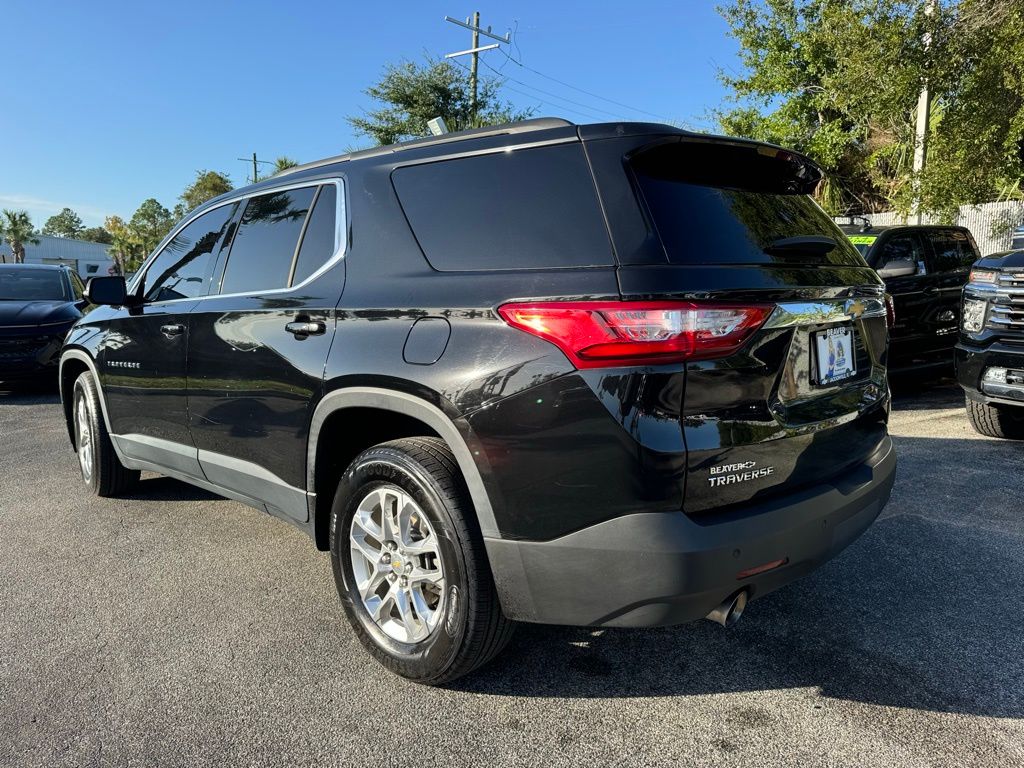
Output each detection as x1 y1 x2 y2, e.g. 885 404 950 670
60 119 896 684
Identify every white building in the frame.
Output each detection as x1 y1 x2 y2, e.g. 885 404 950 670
0 234 116 278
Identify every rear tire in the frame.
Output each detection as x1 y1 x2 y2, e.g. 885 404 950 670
330 437 514 684
965 396 1024 440
72 371 140 496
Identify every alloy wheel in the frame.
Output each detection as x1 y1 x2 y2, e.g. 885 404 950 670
349 485 446 644
75 394 93 481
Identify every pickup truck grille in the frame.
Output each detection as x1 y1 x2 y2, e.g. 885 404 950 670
987 272 1024 338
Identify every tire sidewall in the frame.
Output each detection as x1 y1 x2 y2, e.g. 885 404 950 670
73 376 100 492
330 450 470 677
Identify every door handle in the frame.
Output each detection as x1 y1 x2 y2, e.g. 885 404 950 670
160 323 185 338
923 286 940 295
285 320 326 337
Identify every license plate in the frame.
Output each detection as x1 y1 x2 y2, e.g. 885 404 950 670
814 327 856 385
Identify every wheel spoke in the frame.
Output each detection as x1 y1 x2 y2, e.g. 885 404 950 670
402 533 437 557
393 587 420 641
357 568 387 601
350 533 381 566
380 489 401 542
408 565 443 586
409 587 435 627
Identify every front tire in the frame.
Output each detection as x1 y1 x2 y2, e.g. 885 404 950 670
965 396 1024 440
72 371 140 496
330 437 514 684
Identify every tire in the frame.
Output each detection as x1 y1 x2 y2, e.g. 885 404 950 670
330 437 514 685
965 396 1024 440
72 371 140 496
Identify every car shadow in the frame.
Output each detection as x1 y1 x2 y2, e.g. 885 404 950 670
454 434 1023 720
130 475 222 502
889 374 962 410
0 383 60 404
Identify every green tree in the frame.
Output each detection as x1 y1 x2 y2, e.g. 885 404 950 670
348 56 532 146
717 0 1024 219
128 198 173 258
177 170 233 218
273 156 299 174
104 215 142 275
41 207 85 238
0 209 40 263
80 226 113 244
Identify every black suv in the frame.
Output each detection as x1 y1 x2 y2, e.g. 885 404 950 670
59 119 896 683
839 222 980 373
957 249 1024 438
0 263 86 382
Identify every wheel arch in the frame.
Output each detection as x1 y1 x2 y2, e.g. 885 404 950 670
307 387 499 551
59 349 110 450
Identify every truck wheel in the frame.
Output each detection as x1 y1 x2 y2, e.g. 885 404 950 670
72 371 140 496
965 397 1024 440
330 437 514 684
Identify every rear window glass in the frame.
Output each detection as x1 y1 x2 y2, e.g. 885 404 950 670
392 144 613 271
631 140 864 266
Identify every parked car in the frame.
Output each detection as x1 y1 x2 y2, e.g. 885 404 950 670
957 248 1024 438
838 221 980 373
1011 224 1024 251
59 119 896 684
0 263 86 383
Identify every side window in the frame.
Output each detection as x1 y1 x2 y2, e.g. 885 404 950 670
928 230 974 272
290 184 338 285
69 271 85 299
875 235 923 276
219 187 316 294
392 143 613 270
143 204 236 302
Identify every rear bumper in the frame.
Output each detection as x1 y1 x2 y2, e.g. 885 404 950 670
485 435 896 627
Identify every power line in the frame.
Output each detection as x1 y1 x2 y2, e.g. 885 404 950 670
479 57 629 120
450 57 610 122
497 46 671 122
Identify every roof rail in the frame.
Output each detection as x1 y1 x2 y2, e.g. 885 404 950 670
274 117 575 178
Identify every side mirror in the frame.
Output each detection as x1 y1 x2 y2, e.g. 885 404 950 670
877 259 917 279
84 276 130 306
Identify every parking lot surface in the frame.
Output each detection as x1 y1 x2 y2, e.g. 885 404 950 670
0 379 1021 767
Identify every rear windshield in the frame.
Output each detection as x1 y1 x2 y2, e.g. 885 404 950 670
631 140 865 266
0 269 68 301
392 143 613 271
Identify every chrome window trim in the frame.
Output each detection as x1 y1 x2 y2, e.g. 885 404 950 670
128 177 347 306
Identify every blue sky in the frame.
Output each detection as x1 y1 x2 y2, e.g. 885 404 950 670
1 1 739 228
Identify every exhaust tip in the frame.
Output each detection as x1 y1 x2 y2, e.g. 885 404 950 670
705 590 748 627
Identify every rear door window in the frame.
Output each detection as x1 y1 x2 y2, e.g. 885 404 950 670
926 230 975 272
392 143 613 271
630 140 864 266
219 187 316 294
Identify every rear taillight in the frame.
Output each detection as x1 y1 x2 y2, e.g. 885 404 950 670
497 301 772 369
884 293 896 328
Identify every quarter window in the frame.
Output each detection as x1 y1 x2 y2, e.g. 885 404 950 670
143 204 237 302
392 144 613 271
219 187 316 294
290 184 338 285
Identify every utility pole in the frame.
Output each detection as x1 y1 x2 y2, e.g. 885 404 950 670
912 0 937 224
237 152 273 184
444 13 510 126
469 11 480 119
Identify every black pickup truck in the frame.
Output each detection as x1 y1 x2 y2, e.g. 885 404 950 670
957 250 1024 438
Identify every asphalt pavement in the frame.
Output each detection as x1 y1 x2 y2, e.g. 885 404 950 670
0 377 1021 767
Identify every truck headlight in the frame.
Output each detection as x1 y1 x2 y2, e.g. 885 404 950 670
962 298 987 333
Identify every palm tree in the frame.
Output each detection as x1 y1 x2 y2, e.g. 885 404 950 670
0 209 39 263
273 156 299 174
